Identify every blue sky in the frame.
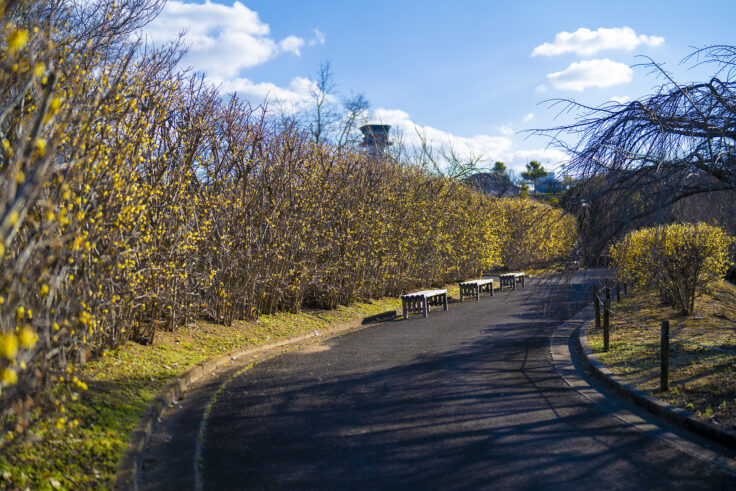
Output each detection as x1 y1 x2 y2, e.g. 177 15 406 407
142 0 735 174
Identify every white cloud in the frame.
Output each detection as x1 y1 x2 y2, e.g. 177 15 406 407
499 125 515 136
372 108 513 162
535 84 548 93
522 113 534 122
531 26 664 57
309 28 326 46
546 59 633 92
210 75 322 115
144 1 311 78
279 36 305 55
610 95 631 104
206 79 564 171
508 148 570 168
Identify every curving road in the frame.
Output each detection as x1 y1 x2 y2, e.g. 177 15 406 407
144 270 736 489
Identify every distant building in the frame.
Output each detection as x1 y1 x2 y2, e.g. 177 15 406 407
534 172 575 194
360 124 392 157
465 172 520 197
534 172 558 194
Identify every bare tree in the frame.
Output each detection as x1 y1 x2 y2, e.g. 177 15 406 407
309 60 338 145
336 92 370 148
305 60 371 149
538 45 736 259
394 127 488 180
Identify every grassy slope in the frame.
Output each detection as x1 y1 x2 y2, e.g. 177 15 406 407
588 280 736 428
0 293 414 490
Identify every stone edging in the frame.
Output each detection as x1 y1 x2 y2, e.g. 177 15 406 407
578 319 736 451
113 310 396 490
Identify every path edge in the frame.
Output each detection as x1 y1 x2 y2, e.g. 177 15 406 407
551 303 736 452
113 310 396 490
577 316 736 450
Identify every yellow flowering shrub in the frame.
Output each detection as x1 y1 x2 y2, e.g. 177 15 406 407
490 198 578 270
611 223 734 314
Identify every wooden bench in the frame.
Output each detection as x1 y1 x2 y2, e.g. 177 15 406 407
401 289 448 319
499 272 525 290
459 279 494 301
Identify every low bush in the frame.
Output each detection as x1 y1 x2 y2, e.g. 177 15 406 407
611 223 733 314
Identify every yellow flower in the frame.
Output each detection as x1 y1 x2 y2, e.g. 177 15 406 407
18 325 38 349
49 97 62 115
40 284 49 295
0 368 18 386
35 139 47 157
7 29 29 54
33 62 45 78
0 333 18 360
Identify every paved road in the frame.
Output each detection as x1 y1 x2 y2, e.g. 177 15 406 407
150 270 736 489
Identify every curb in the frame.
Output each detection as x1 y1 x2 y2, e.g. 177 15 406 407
578 319 736 451
113 310 397 490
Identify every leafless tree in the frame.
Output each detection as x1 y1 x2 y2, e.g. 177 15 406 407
305 60 371 149
537 45 736 260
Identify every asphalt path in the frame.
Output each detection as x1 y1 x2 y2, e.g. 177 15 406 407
174 271 736 489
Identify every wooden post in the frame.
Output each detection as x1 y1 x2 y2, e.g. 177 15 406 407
594 285 601 330
661 320 670 392
616 282 621 303
603 282 610 352
402 297 408 320
422 296 429 318
442 292 448 311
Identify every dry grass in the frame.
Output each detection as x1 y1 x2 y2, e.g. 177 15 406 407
588 280 736 429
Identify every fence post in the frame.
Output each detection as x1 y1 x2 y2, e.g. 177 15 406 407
661 320 670 392
616 282 621 303
603 280 610 352
593 285 601 330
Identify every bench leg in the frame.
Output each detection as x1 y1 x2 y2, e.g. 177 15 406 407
402 298 408 320
521 275 525 287
475 284 479 301
513 278 516 291
460 285 464 302
443 293 448 311
491 282 495 296
422 297 429 318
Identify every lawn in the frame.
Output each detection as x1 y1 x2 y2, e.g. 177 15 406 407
587 280 736 429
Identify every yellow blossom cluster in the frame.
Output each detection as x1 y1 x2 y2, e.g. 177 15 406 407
490 198 578 270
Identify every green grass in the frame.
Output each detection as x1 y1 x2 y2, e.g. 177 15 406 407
0 295 403 490
588 280 736 428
